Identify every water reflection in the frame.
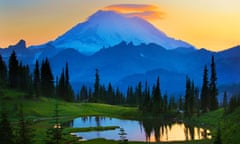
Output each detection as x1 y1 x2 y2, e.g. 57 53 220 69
67 116 211 142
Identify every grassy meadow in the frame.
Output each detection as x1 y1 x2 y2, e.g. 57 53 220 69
0 88 239 143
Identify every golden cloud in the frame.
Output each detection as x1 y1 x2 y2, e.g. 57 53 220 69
102 4 164 21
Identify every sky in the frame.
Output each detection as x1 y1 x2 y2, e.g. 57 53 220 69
1 0 240 51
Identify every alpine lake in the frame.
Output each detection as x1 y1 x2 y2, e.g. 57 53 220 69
65 116 211 142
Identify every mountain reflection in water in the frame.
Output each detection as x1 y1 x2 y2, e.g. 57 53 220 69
66 116 211 142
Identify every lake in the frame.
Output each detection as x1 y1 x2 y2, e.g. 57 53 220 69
67 116 211 142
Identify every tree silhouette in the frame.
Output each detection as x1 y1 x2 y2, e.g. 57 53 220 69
0 54 7 86
40 58 54 97
16 104 34 144
45 104 64 144
201 65 209 112
33 60 40 98
0 105 15 144
152 77 162 114
209 55 218 110
8 50 19 88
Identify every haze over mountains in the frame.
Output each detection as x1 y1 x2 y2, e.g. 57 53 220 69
1 10 240 96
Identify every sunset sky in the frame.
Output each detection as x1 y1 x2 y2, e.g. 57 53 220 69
1 0 240 51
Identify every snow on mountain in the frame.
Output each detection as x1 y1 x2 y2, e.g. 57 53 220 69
52 10 193 54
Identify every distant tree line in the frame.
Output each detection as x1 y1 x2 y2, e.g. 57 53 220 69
0 51 74 101
3 51 237 116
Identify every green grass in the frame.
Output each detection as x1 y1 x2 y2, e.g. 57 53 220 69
1 88 240 144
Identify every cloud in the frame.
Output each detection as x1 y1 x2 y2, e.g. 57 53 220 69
102 4 164 21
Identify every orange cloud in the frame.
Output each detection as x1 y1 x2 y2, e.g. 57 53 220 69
102 4 164 21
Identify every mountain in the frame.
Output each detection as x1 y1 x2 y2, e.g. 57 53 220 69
51 10 193 54
0 9 239 96
0 39 240 96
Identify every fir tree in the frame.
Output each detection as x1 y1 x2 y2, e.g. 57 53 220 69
92 69 100 102
78 85 88 102
8 50 19 88
16 104 34 144
0 105 15 144
223 91 227 113
163 93 168 112
126 86 135 106
0 54 7 86
45 104 64 144
40 58 54 97
142 81 151 112
201 65 209 112
152 77 162 113
107 83 115 105
184 76 191 116
209 55 218 110
33 60 40 98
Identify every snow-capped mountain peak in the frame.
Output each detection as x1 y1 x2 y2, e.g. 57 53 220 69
52 10 193 54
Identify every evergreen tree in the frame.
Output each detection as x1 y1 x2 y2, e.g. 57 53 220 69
142 81 151 112
92 69 100 102
115 87 122 105
152 77 162 113
201 65 209 112
169 96 176 111
58 69 65 100
40 58 54 97
223 91 227 113
209 55 218 110
78 85 88 102
163 93 168 112
178 96 184 111
184 76 191 116
18 64 32 93
0 105 15 144
8 50 19 88
135 81 143 108
16 104 34 144
64 63 74 101
33 60 40 98
126 86 135 106
107 83 115 105
189 80 195 115
0 54 7 86
46 104 64 144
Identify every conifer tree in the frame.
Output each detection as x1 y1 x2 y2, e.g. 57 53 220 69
16 104 34 144
0 105 15 144
0 54 7 86
58 69 65 100
92 69 100 102
209 55 218 110
8 50 19 88
201 65 209 112
107 83 115 105
33 60 40 98
184 76 191 116
46 103 64 144
152 77 162 113
40 58 54 97
163 93 168 112
178 96 183 110
78 85 88 102
126 86 135 106
142 81 151 112
64 63 74 101
223 91 227 113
